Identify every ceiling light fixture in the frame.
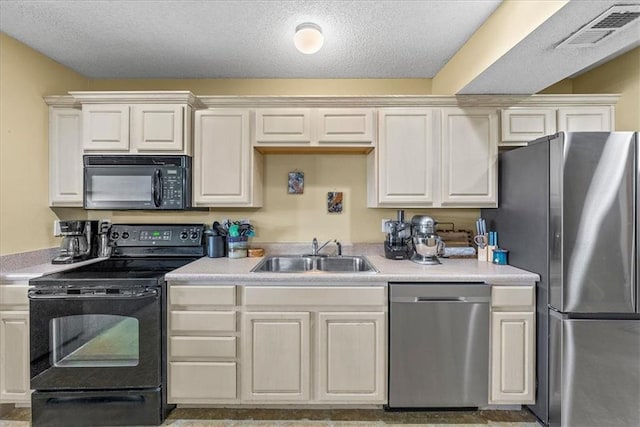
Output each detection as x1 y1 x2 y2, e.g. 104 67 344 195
294 22 324 54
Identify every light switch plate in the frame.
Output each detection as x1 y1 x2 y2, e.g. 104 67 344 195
381 219 391 233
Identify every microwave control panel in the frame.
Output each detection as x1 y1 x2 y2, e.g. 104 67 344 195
160 169 184 208
109 224 203 246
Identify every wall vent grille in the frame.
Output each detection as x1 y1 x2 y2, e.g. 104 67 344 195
556 5 640 48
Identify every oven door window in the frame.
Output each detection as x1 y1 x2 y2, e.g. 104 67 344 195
51 315 139 367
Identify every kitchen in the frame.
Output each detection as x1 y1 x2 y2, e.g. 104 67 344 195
1 1 639 426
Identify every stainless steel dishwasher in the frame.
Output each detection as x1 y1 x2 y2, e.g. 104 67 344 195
388 283 490 408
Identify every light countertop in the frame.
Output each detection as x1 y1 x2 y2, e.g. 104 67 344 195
166 255 539 285
0 257 107 282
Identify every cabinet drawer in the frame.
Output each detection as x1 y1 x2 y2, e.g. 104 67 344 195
170 285 235 306
170 311 236 333
0 285 29 307
244 286 386 307
169 362 236 400
170 336 236 359
492 286 534 310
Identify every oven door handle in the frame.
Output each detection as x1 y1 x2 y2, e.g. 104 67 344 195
152 169 163 208
28 288 159 300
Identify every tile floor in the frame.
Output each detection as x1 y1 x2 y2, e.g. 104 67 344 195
0 407 541 427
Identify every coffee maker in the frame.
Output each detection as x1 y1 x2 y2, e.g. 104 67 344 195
410 215 445 265
384 210 412 260
52 220 99 264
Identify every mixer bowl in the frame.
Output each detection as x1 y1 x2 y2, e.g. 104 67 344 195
413 236 444 258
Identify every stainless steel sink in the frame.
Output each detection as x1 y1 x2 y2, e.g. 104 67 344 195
251 255 377 273
252 255 314 272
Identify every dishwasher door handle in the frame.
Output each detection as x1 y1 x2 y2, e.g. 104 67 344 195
391 296 490 303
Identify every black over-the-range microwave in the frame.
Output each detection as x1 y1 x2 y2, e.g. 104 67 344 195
83 155 193 210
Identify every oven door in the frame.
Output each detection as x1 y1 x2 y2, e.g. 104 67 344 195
29 286 161 390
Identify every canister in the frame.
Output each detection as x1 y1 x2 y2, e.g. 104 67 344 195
227 236 248 258
492 248 508 265
205 229 226 258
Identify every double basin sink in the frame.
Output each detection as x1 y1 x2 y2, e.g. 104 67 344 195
251 255 377 274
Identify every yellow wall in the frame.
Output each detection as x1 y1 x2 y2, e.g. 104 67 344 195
0 33 88 255
87 78 432 95
87 154 478 244
572 47 640 131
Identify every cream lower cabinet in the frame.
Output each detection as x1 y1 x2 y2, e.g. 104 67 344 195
0 282 30 404
167 285 238 404
317 312 385 401
242 285 387 404
489 285 535 405
242 312 311 401
194 109 263 207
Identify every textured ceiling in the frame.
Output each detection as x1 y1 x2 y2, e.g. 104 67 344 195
459 0 640 94
0 0 638 93
0 0 501 79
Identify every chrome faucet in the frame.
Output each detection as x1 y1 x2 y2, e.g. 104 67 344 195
311 237 342 256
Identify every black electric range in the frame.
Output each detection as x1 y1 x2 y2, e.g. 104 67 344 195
28 224 204 427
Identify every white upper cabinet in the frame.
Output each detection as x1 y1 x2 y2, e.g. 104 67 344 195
370 108 437 207
49 107 83 207
314 108 375 145
82 104 130 151
254 108 375 148
71 91 196 154
193 109 263 207
501 101 615 146
130 104 186 152
501 108 557 143
557 106 613 131
440 108 498 207
254 109 312 144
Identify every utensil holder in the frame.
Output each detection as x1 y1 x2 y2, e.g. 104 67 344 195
477 245 488 262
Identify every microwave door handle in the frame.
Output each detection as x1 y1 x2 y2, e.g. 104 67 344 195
153 169 162 208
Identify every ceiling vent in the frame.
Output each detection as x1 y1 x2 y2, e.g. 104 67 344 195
556 4 640 48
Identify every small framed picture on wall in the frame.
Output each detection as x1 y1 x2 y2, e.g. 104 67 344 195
327 192 343 213
288 171 304 194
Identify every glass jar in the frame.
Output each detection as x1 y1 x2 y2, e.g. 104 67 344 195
227 236 248 259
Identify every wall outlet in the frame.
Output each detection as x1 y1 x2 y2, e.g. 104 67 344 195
381 219 391 233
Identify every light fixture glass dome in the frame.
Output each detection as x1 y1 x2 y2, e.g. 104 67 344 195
294 23 324 54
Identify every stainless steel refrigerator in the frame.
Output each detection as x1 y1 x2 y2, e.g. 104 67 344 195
483 131 640 427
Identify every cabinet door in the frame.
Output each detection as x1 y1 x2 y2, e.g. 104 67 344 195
375 108 436 206
82 104 130 151
0 311 30 403
242 312 310 401
441 108 498 207
130 104 185 152
557 106 613 131
254 109 312 144
194 109 260 206
314 108 375 145
317 312 386 402
490 311 535 404
169 362 236 403
49 108 83 206
501 108 556 143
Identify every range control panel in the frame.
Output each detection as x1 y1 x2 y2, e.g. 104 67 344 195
109 224 204 247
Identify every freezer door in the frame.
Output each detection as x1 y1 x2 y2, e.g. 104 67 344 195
550 132 636 313
549 311 640 427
